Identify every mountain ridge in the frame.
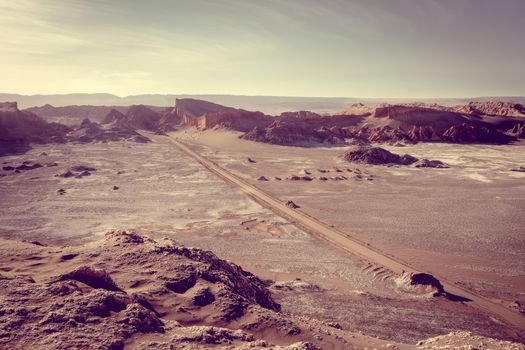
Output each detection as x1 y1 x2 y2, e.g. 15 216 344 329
3 93 525 114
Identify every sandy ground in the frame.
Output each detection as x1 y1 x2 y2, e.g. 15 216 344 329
173 130 525 307
0 133 524 344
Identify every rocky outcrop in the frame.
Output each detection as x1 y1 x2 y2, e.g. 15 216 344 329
0 231 330 350
339 102 374 116
67 118 150 143
286 201 300 209
57 165 97 178
508 123 525 138
242 122 345 147
415 159 450 168
395 272 444 297
101 105 163 132
342 146 418 165
240 110 366 146
337 104 517 145
0 102 71 155
0 231 522 349
442 123 515 144
168 98 273 132
417 331 525 350
25 104 131 124
454 101 525 117
407 125 441 142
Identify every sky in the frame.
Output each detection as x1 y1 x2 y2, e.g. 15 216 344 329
0 0 524 98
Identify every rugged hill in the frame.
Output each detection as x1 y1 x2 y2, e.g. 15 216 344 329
240 102 522 146
0 102 71 155
169 98 273 132
0 230 340 349
67 118 150 143
241 111 365 146
454 101 525 118
25 105 130 125
99 99 272 133
339 104 518 144
1 230 523 350
101 105 165 132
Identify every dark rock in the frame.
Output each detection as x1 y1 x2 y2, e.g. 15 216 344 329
60 266 121 291
286 200 300 209
327 322 343 330
410 273 445 295
165 273 197 294
192 288 216 306
415 159 450 168
70 165 97 172
59 171 75 178
343 146 418 165
60 253 79 261
15 163 42 171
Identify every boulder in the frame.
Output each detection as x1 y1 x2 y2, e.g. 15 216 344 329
415 159 450 168
343 146 418 165
395 272 444 297
286 200 300 209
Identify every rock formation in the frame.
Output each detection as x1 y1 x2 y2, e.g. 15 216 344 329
454 101 525 117
508 123 525 138
67 118 150 143
0 102 71 155
242 122 345 147
165 98 273 132
101 105 164 132
333 104 518 145
25 104 131 124
0 231 332 349
342 146 418 165
415 159 450 168
0 231 523 349
395 272 444 297
442 123 515 144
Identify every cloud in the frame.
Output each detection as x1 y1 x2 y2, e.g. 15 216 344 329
0 0 524 97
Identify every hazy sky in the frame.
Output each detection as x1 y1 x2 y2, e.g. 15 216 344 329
1 0 524 98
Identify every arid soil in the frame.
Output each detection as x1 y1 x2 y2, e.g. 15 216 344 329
173 130 525 308
1 132 525 348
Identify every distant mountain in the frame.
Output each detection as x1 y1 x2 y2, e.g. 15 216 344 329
25 104 165 125
3 93 525 115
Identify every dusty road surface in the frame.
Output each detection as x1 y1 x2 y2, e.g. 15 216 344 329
168 135 525 334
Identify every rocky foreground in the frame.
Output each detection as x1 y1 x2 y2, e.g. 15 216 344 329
0 230 523 349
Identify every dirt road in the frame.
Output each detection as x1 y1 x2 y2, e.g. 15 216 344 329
168 136 525 335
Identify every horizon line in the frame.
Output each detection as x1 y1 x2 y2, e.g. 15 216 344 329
1 92 525 101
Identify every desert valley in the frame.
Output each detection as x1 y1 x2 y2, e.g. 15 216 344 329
2 0 525 348
1 96 525 349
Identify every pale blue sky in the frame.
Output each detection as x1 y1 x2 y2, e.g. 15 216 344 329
1 0 524 97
